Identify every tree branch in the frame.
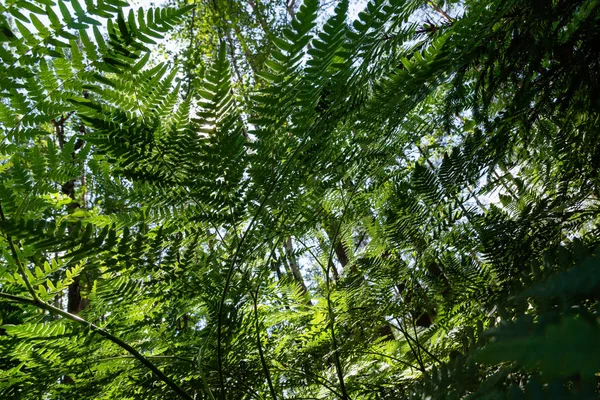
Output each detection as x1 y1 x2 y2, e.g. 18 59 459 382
0 291 193 400
428 1 454 23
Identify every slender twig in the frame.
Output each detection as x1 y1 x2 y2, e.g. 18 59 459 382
286 0 297 20
197 330 218 400
251 290 278 400
248 0 272 39
249 243 281 400
322 166 374 400
391 318 442 365
428 1 454 23
394 318 425 372
0 291 193 400
410 315 424 366
356 350 420 370
272 364 345 400
91 355 195 364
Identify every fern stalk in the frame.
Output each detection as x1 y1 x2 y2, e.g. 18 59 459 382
0 291 194 400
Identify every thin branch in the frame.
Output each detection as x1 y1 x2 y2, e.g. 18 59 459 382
322 170 372 400
251 290 278 400
272 364 345 400
248 0 272 38
0 292 194 400
394 318 425 372
356 350 420 370
391 318 442 365
410 315 424 366
91 355 195 364
248 243 281 400
428 1 454 23
286 0 297 20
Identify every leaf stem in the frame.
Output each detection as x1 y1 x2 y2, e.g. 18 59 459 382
0 293 194 400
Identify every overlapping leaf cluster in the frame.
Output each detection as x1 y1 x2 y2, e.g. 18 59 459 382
1 0 599 399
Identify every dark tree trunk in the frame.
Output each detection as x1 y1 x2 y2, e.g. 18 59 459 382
55 116 86 315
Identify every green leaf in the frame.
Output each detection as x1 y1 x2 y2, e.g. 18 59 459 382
9 8 30 23
58 0 73 23
71 0 85 16
19 1 46 15
46 5 62 29
93 26 107 52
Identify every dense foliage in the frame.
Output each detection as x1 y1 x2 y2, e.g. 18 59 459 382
1 0 600 398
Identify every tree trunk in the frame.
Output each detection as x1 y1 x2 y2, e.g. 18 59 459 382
55 116 87 315
284 237 309 295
